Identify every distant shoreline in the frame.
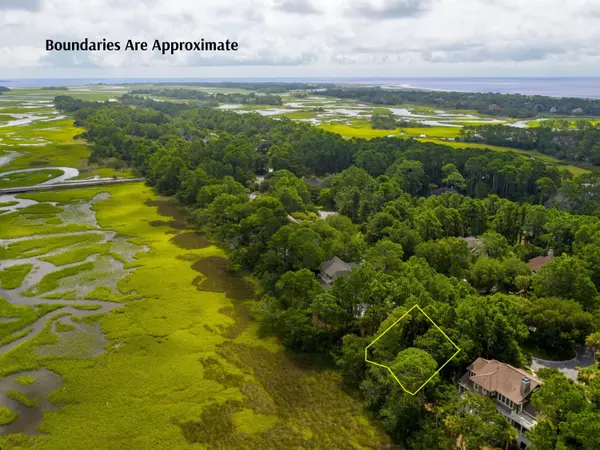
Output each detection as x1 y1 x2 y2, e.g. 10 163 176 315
2 77 600 99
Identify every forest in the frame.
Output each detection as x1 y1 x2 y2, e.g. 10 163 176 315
55 94 600 449
128 88 283 105
459 121 600 164
320 86 600 118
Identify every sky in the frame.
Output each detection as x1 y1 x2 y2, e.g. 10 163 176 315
1 0 599 78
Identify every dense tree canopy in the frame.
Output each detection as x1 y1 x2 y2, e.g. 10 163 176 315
459 122 600 164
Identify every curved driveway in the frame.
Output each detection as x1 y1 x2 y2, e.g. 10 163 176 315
531 346 595 381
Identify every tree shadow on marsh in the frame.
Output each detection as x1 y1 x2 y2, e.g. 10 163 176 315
190 256 254 301
145 199 188 230
169 232 210 250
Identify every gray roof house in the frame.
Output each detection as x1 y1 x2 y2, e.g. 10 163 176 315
320 256 359 288
459 236 484 254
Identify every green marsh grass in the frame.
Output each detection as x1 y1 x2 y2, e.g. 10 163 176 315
399 127 461 138
0 264 33 289
0 170 64 188
0 407 18 425
0 182 391 449
72 167 135 180
6 390 40 407
17 187 112 204
0 233 103 260
320 121 461 139
40 243 111 266
23 262 94 297
19 203 63 215
70 304 102 311
0 299 63 345
54 321 76 333
0 119 89 172
320 122 401 138
4 87 125 102
15 375 36 385
278 110 318 120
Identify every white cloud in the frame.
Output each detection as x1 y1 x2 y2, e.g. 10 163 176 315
274 0 320 14
0 0 41 11
1 0 599 76
347 0 434 19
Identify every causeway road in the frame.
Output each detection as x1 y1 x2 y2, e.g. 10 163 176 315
0 177 144 195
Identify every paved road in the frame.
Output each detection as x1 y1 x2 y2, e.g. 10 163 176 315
0 177 144 194
531 346 595 381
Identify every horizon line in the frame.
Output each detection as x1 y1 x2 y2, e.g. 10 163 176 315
3 76 600 81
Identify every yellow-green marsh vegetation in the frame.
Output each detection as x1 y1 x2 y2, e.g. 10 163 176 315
0 183 389 449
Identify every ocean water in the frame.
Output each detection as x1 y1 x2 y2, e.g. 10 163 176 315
362 77 600 99
1 77 599 99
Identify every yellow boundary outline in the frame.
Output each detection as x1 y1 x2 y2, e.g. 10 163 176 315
364 304 461 395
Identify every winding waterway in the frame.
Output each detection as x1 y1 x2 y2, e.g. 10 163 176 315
0 168 144 435
0 167 78 185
